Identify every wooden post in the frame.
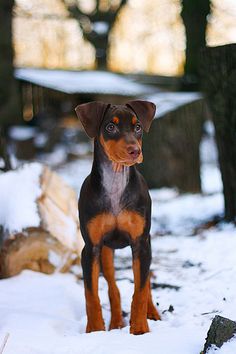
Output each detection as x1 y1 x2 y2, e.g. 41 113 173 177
139 95 205 193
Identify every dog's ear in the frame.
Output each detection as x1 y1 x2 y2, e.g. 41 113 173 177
75 101 110 138
126 100 156 132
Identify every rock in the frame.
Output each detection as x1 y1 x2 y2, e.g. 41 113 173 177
202 315 236 353
0 165 84 278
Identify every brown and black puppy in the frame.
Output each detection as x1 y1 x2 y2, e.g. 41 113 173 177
75 100 160 335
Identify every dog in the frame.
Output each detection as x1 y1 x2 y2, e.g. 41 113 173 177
75 100 160 335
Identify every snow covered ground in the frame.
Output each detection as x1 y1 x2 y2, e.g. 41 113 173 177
0 134 236 354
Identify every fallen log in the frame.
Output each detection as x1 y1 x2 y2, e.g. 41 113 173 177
0 163 84 278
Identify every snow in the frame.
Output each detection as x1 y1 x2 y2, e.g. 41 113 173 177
0 163 42 233
0 219 236 353
14 68 154 96
1 136 236 353
93 21 109 35
208 337 236 354
8 126 37 141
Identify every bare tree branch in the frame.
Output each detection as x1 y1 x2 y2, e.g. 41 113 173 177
61 0 129 69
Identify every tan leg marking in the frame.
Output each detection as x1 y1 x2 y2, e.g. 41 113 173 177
130 258 149 335
147 277 161 320
85 259 105 332
101 246 124 330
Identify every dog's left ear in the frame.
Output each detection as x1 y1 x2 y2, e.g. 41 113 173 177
75 101 110 138
126 100 156 132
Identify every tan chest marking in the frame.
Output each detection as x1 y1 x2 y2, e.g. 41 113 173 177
87 213 116 245
87 211 145 245
117 210 145 240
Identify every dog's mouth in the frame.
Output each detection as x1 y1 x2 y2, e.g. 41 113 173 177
111 152 143 166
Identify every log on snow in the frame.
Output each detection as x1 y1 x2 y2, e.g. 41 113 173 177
0 166 84 278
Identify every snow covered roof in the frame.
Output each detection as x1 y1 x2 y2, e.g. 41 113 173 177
146 92 203 119
15 68 154 96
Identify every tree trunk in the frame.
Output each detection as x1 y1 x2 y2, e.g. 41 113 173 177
181 0 210 88
86 30 109 70
201 44 236 221
0 127 12 171
0 0 21 126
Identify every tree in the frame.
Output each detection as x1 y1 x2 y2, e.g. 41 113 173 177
0 130 11 171
181 0 210 88
0 0 21 126
201 44 236 222
62 0 127 70
0 0 21 170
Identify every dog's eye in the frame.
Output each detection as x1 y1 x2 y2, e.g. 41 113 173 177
135 123 142 133
106 123 116 133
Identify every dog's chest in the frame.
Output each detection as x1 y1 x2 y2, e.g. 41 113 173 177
102 166 129 215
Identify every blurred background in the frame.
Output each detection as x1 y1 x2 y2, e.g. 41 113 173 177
12 0 236 74
0 0 236 222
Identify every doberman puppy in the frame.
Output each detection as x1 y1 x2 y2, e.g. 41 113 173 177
75 100 161 335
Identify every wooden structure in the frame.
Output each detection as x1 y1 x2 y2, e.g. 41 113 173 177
139 93 206 193
0 166 84 278
15 68 154 123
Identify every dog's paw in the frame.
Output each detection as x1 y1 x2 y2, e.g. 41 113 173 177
109 317 125 330
86 322 105 333
130 321 149 335
147 306 161 321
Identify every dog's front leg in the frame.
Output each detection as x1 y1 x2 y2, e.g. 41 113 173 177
130 236 151 335
81 245 105 333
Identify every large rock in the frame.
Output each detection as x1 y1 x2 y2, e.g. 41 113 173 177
0 164 84 278
202 315 236 353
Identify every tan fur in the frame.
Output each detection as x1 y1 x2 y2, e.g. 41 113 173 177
101 246 124 329
100 135 143 166
87 210 145 245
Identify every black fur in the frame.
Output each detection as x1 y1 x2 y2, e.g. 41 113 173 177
79 104 153 290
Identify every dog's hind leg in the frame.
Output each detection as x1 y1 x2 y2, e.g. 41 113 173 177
101 245 124 330
130 237 150 335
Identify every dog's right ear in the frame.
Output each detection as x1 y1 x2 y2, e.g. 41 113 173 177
75 101 110 138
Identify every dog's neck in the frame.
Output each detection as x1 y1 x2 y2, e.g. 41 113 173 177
92 138 130 214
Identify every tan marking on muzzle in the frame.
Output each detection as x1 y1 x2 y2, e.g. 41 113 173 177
100 135 143 167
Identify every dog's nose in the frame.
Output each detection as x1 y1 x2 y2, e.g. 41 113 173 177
127 145 141 159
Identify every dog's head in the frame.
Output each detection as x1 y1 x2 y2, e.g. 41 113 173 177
75 100 156 166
